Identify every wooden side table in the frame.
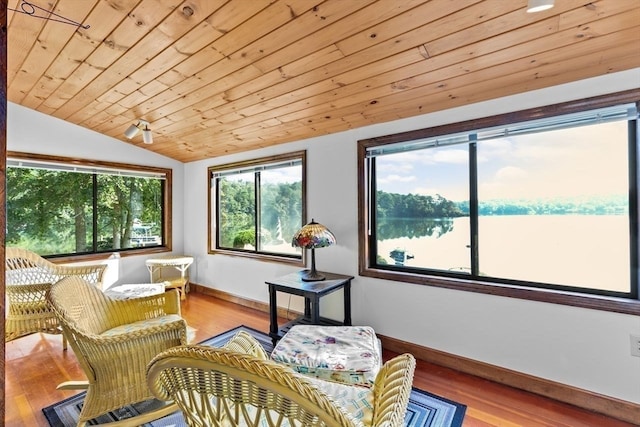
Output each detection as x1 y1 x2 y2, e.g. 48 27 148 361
266 270 353 344
145 255 194 300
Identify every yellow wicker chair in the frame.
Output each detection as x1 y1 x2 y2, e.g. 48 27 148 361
5 247 107 348
147 330 416 427
47 275 189 426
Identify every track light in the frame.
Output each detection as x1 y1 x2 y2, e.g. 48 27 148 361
124 120 153 144
124 122 142 139
142 125 153 144
527 0 554 13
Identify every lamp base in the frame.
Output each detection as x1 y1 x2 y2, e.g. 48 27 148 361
301 248 326 281
300 269 325 282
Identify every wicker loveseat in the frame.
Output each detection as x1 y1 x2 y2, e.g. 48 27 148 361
5 247 107 347
147 330 416 427
47 275 189 426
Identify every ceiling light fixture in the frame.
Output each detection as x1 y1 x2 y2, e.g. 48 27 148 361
142 125 153 144
123 123 139 138
527 0 554 13
124 120 153 144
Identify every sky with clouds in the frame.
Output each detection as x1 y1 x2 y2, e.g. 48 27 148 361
375 120 628 203
223 164 302 184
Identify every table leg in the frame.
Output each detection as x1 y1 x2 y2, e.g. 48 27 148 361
310 296 320 324
269 285 278 344
147 265 155 282
304 297 311 318
344 282 352 326
178 265 189 294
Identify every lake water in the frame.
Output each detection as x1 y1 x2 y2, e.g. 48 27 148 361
377 215 631 293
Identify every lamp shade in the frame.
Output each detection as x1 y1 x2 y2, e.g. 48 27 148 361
291 219 336 281
291 219 336 249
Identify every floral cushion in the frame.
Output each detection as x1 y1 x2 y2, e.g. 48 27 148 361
305 375 373 425
271 325 381 386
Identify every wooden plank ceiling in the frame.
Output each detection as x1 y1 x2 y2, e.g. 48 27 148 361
7 0 640 163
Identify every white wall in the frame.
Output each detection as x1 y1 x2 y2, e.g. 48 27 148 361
7 103 186 287
183 68 640 404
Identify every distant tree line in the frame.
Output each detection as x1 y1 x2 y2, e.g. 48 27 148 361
471 195 627 216
376 190 627 219
376 191 465 219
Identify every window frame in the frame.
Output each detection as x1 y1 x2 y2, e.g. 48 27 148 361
208 150 306 267
358 89 640 316
7 151 173 262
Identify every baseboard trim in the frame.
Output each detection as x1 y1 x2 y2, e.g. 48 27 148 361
192 283 289 318
191 283 639 424
379 335 639 424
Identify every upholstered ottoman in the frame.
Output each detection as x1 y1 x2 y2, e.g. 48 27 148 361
271 325 382 387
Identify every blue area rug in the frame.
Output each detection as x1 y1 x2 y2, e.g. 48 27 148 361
43 325 466 427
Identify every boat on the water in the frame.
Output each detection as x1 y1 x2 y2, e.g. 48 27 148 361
389 248 414 265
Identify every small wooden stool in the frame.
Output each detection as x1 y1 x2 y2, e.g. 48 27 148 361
145 255 194 300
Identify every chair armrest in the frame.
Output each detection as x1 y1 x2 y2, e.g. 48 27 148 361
161 288 181 314
371 353 416 427
222 330 269 360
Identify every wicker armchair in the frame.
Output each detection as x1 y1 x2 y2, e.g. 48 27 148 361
47 275 189 426
147 331 416 427
5 247 107 348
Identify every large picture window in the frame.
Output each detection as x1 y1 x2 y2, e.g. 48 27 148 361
209 151 305 264
359 91 639 312
6 152 171 258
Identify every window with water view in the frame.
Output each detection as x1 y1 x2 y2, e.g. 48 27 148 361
6 154 169 257
209 151 305 262
362 95 638 300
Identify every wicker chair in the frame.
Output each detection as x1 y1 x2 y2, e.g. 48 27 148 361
147 330 416 427
5 247 107 348
47 275 189 426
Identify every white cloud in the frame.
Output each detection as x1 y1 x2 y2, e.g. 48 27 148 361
378 174 416 185
494 166 527 180
377 161 414 174
480 166 528 199
412 186 441 196
430 148 468 164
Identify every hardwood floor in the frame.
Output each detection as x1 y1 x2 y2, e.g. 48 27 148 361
4 291 635 427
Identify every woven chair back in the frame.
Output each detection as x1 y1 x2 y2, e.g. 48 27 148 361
47 275 119 336
5 247 107 344
6 247 105 287
148 345 361 427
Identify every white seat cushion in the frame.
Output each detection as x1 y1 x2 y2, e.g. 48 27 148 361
101 314 184 336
